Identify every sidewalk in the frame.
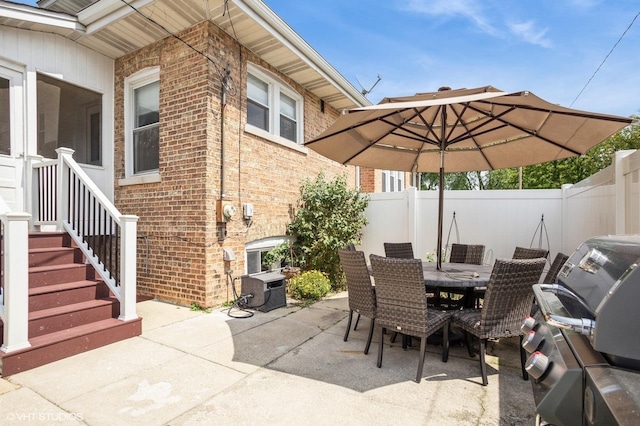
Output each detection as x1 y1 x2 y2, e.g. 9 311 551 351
0 293 537 425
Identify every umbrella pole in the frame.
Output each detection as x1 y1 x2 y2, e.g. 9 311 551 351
437 158 444 270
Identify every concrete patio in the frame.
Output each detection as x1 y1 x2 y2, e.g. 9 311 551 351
0 293 537 425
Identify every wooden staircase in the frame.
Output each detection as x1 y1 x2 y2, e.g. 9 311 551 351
0 232 142 376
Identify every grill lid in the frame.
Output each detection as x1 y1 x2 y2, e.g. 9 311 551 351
557 235 640 318
555 235 640 363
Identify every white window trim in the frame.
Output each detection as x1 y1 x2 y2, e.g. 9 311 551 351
245 236 292 275
120 66 160 186
0 60 25 159
382 170 405 192
245 64 306 152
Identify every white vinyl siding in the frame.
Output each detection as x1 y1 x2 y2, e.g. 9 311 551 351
0 25 115 201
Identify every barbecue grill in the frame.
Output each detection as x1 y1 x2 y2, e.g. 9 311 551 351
521 235 640 425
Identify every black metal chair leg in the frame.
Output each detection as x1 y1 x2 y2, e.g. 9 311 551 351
416 335 427 383
442 322 450 362
364 318 375 355
354 313 361 331
480 339 488 386
520 334 529 380
390 332 398 343
465 331 475 357
343 310 353 342
402 334 408 350
377 326 385 368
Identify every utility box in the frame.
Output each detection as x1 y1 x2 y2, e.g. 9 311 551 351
240 272 286 312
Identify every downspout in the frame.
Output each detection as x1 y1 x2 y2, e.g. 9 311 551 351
220 65 231 200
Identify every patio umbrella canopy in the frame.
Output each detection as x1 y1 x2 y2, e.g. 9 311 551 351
306 86 633 268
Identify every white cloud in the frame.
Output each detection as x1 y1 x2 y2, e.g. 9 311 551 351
400 0 498 36
507 20 553 48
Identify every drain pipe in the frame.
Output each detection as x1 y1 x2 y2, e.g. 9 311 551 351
220 64 231 200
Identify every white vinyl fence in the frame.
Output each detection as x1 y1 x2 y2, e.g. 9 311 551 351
360 150 640 264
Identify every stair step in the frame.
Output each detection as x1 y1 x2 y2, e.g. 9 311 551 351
29 263 96 287
29 280 110 311
27 232 72 249
0 230 140 377
29 246 84 267
0 317 142 376
28 299 118 338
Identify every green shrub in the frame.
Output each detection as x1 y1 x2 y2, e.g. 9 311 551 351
287 173 369 289
262 241 294 270
288 270 331 301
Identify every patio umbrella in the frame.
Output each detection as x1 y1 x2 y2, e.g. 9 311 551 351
305 86 633 269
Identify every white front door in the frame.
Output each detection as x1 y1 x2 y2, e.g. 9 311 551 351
0 63 25 212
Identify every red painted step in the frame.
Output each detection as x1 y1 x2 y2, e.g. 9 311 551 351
0 318 142 376
0 231 141 376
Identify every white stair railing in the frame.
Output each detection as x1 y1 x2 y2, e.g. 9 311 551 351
31 148 139 321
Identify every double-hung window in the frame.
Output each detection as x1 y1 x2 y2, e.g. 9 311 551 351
123 67 160 182
382 170 405 192
246 64 303 146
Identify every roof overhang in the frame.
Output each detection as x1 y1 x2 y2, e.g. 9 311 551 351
0 0 370 110
0 1 85 39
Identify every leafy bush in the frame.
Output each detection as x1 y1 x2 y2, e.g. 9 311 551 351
262 241 294 270
287 173 369 289
288 270 331 301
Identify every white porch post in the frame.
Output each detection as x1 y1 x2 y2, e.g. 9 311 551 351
1 212 32 353
119 215 139 321
56 147 75 231
25 154 44 229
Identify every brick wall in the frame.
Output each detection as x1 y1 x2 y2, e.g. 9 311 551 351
114 22 356 308
359 167 376 193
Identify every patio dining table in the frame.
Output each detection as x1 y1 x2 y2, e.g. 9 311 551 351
422 262 493 309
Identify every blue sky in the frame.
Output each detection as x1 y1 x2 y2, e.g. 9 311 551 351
264 0 640 118
13 0 640 117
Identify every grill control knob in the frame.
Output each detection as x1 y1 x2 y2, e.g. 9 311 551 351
521 316 537 333
522 330 544 353
525 351 550 380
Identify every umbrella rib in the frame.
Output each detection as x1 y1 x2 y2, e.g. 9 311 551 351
476 99 632 123
346 114 438 168
409 105 444 170
381 107 441 146
341 130 390 165
446 103 497 169
305 109 406 146
464 103 584 156
445 105 513 145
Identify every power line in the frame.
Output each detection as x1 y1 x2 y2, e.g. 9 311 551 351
118 0 233 92
570 10 640 107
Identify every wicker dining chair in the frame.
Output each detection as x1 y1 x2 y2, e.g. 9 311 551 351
383 242 415 259
444 244 486 307
449 258 546 386
339 249 377 354
512 246 549 260
449 243 485 265
542 252 569 284
369 254 450 383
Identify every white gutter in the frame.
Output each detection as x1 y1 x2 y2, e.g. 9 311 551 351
77 0 154 30
0 1 85 32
